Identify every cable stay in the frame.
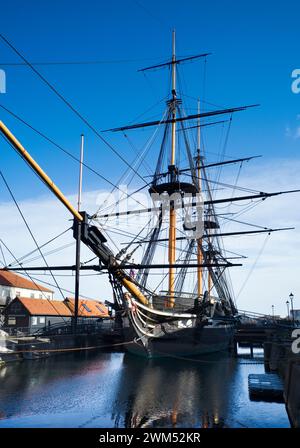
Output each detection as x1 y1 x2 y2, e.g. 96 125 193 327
0 241 69 323
0 33 150 188
6 227 72 267
0 170 66 300
0 103 151 212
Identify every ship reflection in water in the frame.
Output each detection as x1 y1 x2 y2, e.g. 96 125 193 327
115 354 234 428
0 351 290 428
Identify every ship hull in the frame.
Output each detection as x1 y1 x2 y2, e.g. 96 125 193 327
124 322 234 358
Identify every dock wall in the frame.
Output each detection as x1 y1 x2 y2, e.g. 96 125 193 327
264 336 300 427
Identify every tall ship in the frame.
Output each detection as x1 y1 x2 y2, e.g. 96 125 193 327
101 32 241 357
0 32 297 358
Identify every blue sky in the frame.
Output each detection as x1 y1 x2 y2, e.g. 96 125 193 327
0 0 300 314
0 0 299 201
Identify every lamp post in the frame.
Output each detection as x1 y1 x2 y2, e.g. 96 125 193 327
286 300 290 321
272 304 275 319
289 293 294 326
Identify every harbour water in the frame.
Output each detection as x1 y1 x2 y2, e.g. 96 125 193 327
0 349 290 428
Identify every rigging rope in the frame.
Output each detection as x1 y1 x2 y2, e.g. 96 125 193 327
0 104 148 212
11 269 99 301
94 108 169 222
0 33 149 187
236 233 271 299
7 227 72 267
13 242 75 266
0 240 68 323
0 170 65 301
0 241 7 266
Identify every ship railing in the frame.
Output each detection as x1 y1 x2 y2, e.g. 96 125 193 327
150 296 194 312
152 292 221 312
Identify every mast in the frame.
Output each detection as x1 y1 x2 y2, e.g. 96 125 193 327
196 100 203 297
168 30 177 307
77 134 84 211
207 198 212 300
74 134 84 333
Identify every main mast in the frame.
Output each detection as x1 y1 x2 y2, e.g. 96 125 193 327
168 30 177 307
196 100 203 298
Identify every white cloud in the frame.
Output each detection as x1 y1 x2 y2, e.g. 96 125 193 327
295 127 300 139
285 126 292 138
286 115 300 139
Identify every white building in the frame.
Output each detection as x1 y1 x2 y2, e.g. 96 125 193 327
0 270 53 307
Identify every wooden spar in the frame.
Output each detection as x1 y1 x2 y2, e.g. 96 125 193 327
125 227 295 244
168 30 177 308
96 190 300 220
8 261 242 272
146 156 262 181
0 120 149 306
103 105 259 132
0 120 84 222
181 155 262 172
196 100 203 298
137 52 212 72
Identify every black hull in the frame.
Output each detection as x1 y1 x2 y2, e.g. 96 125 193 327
124 321 234 358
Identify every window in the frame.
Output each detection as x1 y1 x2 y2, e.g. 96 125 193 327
16 291 20 297
82 303 92 312
39 294 43 299
32 317 38 326
30 293 34 298
39 317 45 324
8 317 16 325
47 295 51 300
96 305 105 313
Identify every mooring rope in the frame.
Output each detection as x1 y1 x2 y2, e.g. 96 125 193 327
0 339 137 355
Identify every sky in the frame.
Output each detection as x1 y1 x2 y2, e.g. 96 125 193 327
0 0 300 315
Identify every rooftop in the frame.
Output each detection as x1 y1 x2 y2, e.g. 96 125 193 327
0 270 53 293
17 297 72 316
65 297 109 318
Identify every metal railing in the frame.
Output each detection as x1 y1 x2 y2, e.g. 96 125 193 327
1 319 114 337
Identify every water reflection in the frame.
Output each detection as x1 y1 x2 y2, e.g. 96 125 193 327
0 350 290 428
112 353 236 428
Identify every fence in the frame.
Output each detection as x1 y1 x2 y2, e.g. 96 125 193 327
1 319 114 337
